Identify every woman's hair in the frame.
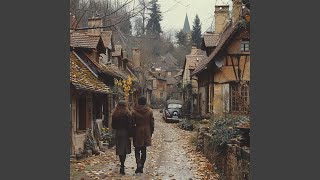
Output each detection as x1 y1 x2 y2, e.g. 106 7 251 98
112 100 130 117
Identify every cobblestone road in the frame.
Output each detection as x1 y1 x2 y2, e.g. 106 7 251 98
70 110 218 180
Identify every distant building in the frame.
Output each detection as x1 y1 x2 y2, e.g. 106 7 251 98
182 13 192 43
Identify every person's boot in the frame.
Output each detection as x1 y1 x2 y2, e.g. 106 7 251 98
139 162 144 173
139 148 146 173
119 155 126 175
135 162 142 173
135 158 142 173
120 165 125 175
135 151 142 173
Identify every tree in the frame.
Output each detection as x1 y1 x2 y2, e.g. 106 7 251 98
118 14 132 35
175 29 188 47
133 17 144 36
191 14 202 48
70 0 144 31
146 0 163 36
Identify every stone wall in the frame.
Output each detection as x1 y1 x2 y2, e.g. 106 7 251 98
199 130 250 180
74 133 86 154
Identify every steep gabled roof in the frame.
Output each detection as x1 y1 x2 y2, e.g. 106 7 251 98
79 50 129 79
203 33 220 47
70 52 110 94
101 31 113 50
185 55 206 70
153 52 180 71
192 21 243 76
70 32 102 49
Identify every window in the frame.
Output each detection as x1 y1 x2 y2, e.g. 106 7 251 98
209 84 214 113
167 104 182 109
168 72 171 76
206 86 209 113
152 79 157 89
77 96 87 131
230 84 250 112
240 40 250 52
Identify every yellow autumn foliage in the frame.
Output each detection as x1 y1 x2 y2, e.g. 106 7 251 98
113 75 135 97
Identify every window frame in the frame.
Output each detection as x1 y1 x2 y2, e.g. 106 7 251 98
77 95 88 131
240 40 250 52
230 84 250 113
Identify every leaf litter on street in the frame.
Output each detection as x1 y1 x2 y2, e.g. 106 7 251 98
70 111 218 180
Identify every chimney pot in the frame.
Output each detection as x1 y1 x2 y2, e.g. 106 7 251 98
87 17 103 35
214 5 230 34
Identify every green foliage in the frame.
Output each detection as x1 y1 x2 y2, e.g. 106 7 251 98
101 128 116 148
191 14 202 48
180 118 194 131
110 85 125 101
180 83 193 115
175 29 188 47
209 115 250 152
146 0 163 36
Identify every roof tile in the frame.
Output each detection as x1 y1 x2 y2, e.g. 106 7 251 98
192 21 242 76
70 52 109 93
70 32 101 49
203 33 220 47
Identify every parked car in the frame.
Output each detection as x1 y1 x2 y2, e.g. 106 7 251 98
161 99 183 123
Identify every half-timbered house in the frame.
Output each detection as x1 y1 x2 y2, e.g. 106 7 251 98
192 0 250 117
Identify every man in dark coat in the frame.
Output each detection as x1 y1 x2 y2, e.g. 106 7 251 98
132 96 154 173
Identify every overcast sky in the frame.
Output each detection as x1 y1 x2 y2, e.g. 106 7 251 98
156 0 233 36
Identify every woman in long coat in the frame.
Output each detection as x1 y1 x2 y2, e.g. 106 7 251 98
111 100 133 175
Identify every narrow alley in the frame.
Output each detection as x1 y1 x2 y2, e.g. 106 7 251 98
70 110 219 180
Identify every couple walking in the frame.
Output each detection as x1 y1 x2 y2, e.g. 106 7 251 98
111 96 154 175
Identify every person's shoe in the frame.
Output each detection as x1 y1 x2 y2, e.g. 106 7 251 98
135 168 139 174
120 166 125 175
135 164 142 173
138 163 144 173
138 167 143 173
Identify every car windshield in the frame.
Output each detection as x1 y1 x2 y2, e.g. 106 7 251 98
167 104 182 109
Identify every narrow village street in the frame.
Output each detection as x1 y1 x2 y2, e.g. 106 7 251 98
70 110 219 180
70 1 251 178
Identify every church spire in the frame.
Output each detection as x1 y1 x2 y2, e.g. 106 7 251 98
182 13 191 33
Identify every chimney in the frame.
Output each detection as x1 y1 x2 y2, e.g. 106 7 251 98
191 45 198 55
232 0 242 24
214 5 230 34
87 16 103 35
132 48 141 68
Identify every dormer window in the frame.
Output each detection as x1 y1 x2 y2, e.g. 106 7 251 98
240 40 250 52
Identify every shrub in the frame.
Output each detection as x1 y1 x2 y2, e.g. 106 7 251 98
209 114 250 152
180 118 194 131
